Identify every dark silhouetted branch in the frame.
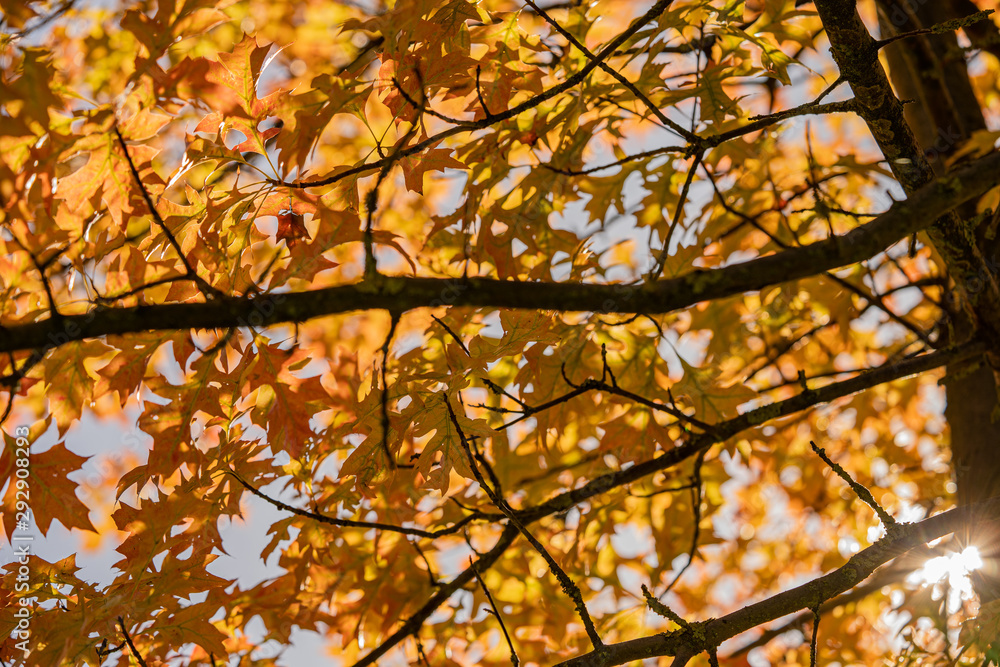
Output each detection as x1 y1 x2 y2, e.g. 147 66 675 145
554 495 1000 667
5 150 1000 356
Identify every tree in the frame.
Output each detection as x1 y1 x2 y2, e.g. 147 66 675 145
2 0 1000 664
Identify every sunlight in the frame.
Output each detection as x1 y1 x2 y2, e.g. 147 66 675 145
908 546 984 612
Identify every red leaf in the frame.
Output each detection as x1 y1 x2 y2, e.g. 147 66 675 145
276 210 309 247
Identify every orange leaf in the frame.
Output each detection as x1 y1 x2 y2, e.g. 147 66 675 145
399 148 467 194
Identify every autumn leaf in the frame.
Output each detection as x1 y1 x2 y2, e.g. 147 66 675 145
203 34 283 119
4 2 1000 666
672 355 758 424
1 440 96 537
57 138 162 229
409 394 477 492
399 148 467 194
276 209 309 247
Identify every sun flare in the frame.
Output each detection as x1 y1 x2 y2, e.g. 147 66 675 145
908 546 984 612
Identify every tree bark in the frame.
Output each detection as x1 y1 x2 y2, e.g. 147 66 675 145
877 0 1000 604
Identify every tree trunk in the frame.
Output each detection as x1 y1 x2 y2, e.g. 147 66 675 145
877 0 1000 604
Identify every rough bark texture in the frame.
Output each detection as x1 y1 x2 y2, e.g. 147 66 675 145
815 0 1000 322
876 0 1000 604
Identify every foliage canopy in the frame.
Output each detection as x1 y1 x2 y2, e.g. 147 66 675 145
2 0 1000 665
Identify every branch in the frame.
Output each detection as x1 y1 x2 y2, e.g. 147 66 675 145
873 9 995 50
470 556 520 666
724 551 929 658
6 150 1000 355
641 583 690 629
224 469 493 538
112 126 223 301
523 0 699 143
953 0 1000 63
271 0 678 189
447 399 604 650
706 97 858 147
515 340 985 526
554 495 1000 667
353 523 520 667
353 339 983 666
814 0 1000 347
811 441 897 528
117 617 148 667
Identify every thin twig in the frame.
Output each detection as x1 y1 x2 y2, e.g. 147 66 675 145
541 144 687 176
392 76 468 126
335 35 384 76
650 152 704 281
378 310 412 468
2 0 75 40
809 605 820 667
810 441 897 528
446 399 605 650
224 469 490 538
495 376 717 435
470 556 520 666
600 343 618 389
430 314 471 356
274 0 678 190
117 617 148 667
482 377 530 410
641 583 690 628
629 479 698 498
414 635 431 667
112 126 223 300
93 275 201 304
524 0 698 143
662 449 707 594
475 65 496 120
95 637 125 660
0 350 45 426
411 539 439 587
